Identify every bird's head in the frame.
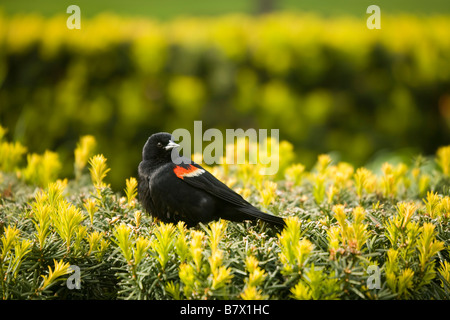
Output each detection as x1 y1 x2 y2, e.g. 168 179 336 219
142 132 180 162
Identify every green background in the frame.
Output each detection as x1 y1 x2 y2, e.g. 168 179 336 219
1 0 450 18
0 1 449 189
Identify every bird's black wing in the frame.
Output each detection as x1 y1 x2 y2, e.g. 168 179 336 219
172 160 286 227
172 160 249 208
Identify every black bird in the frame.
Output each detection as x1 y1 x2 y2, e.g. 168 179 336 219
137 132 286 228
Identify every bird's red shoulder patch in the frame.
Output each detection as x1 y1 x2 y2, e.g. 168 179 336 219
173 164 205 179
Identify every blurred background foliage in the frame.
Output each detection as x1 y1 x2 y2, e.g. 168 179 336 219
0 1 449 190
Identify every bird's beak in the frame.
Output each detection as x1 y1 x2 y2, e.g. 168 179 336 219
165 140 180 150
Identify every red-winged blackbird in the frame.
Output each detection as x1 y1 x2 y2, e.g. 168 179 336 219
138 132 286 228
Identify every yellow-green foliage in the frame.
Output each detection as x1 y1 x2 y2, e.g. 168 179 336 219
0 129 450 300
437 146 450 177
89 154 110 189
240 255 268 300
21 151 62 187
40 260 72 292
0 126 27 172
74 135 97 180
291 264 340 300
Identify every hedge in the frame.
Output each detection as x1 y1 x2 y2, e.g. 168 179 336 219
1 129 450 299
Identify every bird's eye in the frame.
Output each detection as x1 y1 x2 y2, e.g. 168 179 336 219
157 142 163 148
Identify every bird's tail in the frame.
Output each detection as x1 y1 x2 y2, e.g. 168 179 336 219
237 206 286 228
